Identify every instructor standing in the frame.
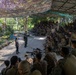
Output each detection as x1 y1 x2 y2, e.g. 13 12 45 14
24 31 28 48
15 37 19 54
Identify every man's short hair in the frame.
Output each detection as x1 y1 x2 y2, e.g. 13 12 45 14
36 53 42 60
4 60 10 67
61 46 70 55
47 47 52 52
18 60 30 74
10 56 18 65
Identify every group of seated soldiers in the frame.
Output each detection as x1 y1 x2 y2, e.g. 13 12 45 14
1 20 76 75
1 40 76 75
31 20 76 36
44 20 76 75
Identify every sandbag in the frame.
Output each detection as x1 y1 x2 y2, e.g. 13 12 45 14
64 55 76 75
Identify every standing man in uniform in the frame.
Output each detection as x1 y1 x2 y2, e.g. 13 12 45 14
24 31 28 48
15 38 19 54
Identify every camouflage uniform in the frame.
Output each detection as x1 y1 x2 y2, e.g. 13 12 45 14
44 52 56 75
31 70 42 75
50 58 65 75
71 48 76 57
50 54 76 75
1 67 9 75
6 66 19 75
31 60 47 75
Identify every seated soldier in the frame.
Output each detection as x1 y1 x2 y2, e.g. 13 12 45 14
6 56 19 75
51 46 76 75
1 60 10 75
18 60 42 75
31 53 47 75
51 46 70 75
18 60 30 75
31 70 42 75
44 47 56 75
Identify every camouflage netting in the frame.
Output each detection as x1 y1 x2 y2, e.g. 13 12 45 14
0 0 52 17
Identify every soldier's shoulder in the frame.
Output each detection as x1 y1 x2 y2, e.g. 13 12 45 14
58 59 65 66
71 48 76 53
58 59 65 63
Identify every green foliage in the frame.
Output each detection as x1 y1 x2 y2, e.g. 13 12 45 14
0 18 5 23
31 16 47 24
6 18 16 24
18 18 24 30
0 17 54 32
7 26 14 33
3 26 14 36
4 31 11 35
0 26 2 32
0 39 5 45
27 18 34 30
1 35 9 39
18 18 24 26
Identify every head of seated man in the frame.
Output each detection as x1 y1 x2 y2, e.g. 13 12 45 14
4 60 10 67
60 46 71 58
18 60 30 75
47 47 52 53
